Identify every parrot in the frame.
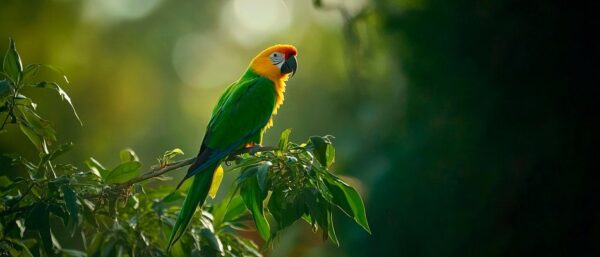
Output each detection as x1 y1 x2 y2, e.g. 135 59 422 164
167 44 298 250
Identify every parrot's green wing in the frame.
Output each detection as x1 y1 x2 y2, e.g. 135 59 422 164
168 72 277 250
186 74 276 178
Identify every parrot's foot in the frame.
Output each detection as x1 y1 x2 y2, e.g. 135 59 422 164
244 142 263 148
249 144 263 155
225 144 264 165
244 142 263 155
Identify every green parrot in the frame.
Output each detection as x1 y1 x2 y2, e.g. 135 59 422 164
167 44 298 249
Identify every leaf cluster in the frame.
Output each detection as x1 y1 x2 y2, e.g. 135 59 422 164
233 130 370 246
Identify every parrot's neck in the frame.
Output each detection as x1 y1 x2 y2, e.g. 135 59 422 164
243 68 286 116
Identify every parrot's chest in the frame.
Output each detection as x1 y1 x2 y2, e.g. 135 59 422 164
272 79 286 115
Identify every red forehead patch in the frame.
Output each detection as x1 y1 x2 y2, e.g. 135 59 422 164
265 44 297 58
285 47 297 56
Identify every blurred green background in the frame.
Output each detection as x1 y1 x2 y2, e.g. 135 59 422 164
1 0 598 256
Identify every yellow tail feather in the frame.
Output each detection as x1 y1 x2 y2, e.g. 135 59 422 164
208 165 224 198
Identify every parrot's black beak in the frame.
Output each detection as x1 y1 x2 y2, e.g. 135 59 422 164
281 55 297 77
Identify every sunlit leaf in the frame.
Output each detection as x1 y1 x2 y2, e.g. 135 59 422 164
62 248 87 257
3 38 23 82
119 148 139 163
223 195 247 223
14 95 37 109
33 81 81 125
85 157 107 178
309 136 335 167
164 148 184 159
278 128 292 150
240 176 270 240
323 173 371 233
327 207 339 246
41 142 74 164
5 238 34 257
21 64 40 83
104 161 141 184
17 105 56 143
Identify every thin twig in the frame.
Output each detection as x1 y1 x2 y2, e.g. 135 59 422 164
117 157 195 188
117 145 274 188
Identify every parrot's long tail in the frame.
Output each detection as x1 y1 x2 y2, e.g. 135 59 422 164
167 164 219 252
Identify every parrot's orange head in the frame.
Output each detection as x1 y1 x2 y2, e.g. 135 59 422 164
250 44 298 82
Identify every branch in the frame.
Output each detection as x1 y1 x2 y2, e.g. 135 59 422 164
116 145 275 188
0 145 276 217
116 157 195 188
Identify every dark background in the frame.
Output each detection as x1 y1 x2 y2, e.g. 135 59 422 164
1 0 598 256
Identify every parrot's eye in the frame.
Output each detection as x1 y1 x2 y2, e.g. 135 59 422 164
269 52 284 65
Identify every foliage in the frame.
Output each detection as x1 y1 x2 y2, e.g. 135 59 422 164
0 39 369 257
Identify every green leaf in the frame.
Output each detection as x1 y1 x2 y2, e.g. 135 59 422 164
0 79 11 100
5 238 34 257
25 203 53 254
49 203 69 226
21 64 40 83
3 38 23 82
0 176 12 189
212 193 246 230
200 228 223 255
18 122 43 151
268 189 305 230
310 136 335 168
61 249 87 257
17 105 56 143
100 238 116 257
104 161 141 184
158 148 185 167
303 189 330 240
62 186 79 234
278 128 292 150
119 148 138 162
163 148 184 160
85 157 107 178
79 198 98 228
223 195 247 223
41 142 74 164
323 173 371 233
14 94 37 109
107 194 118 218
256 161 271 194
33 81 82 125
327 207 339 246
236 165 259 184
240 176 270 240
3 154 38 178
325 144 335 168
86 233 103 256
